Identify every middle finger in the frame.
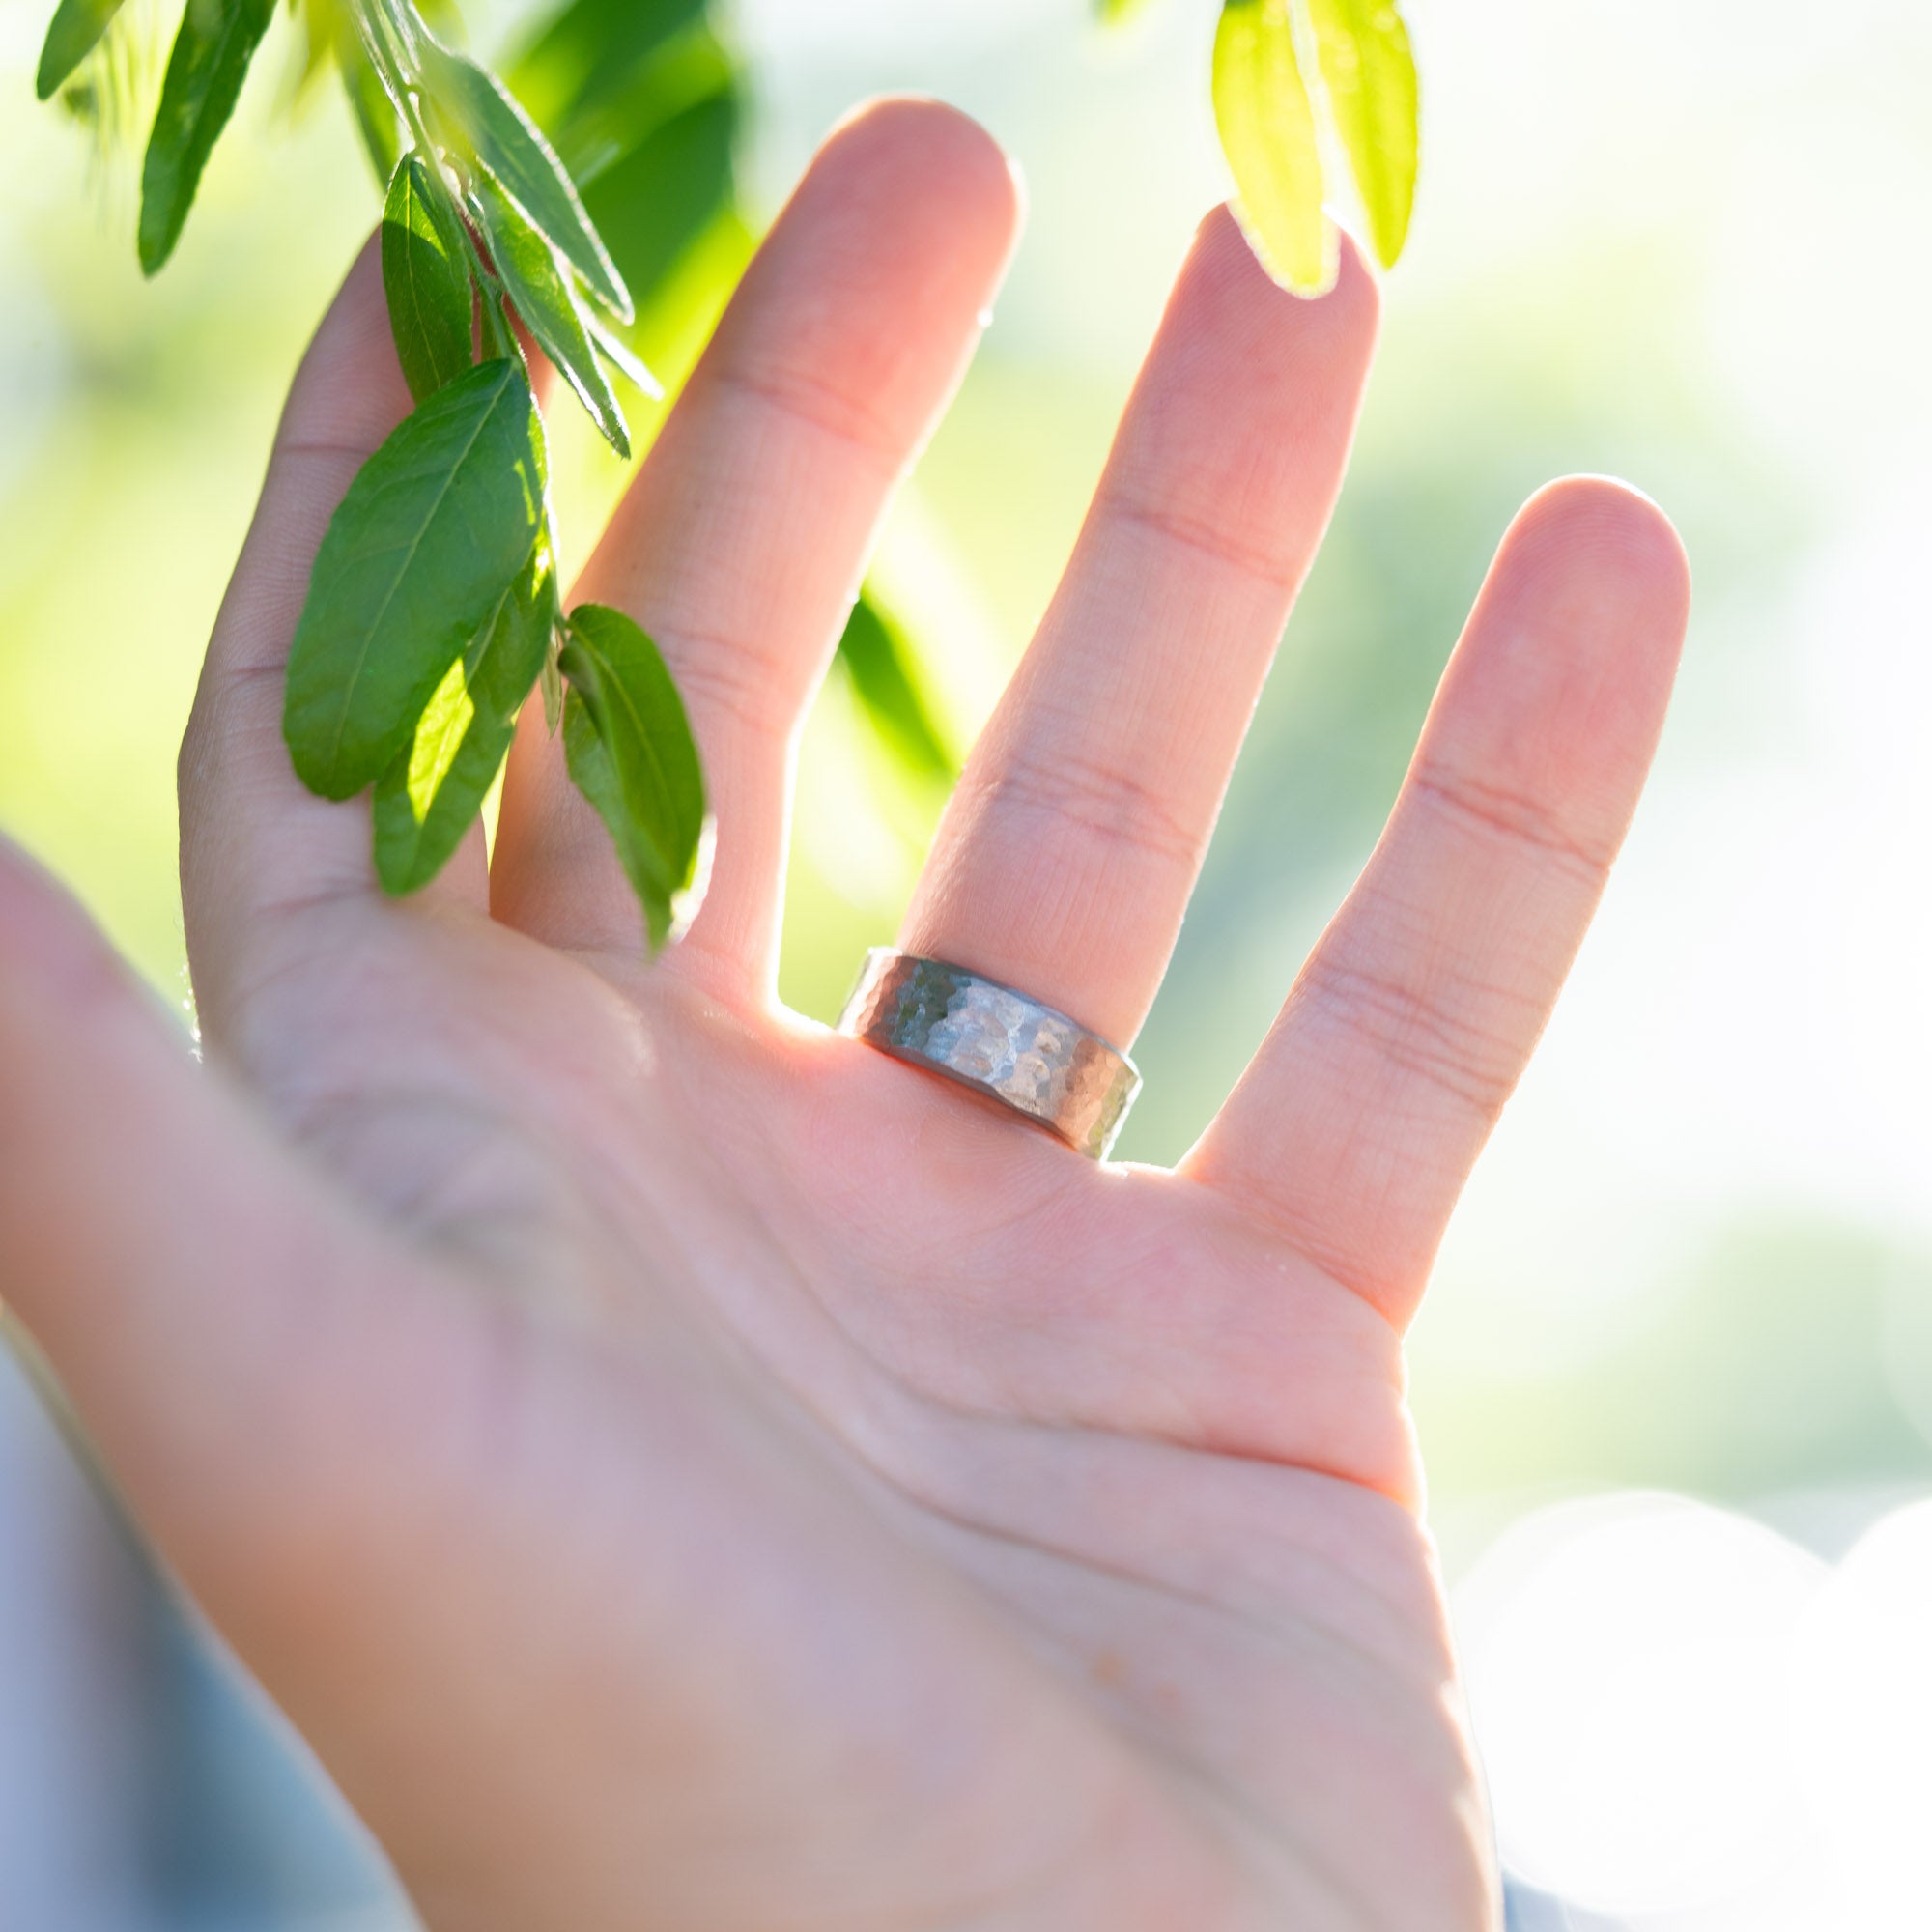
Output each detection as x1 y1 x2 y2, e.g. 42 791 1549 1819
490 100 1022 995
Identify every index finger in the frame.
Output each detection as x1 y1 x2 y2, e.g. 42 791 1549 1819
177 238 415 1037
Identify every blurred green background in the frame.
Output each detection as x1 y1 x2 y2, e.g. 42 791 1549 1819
4 1 1932 1926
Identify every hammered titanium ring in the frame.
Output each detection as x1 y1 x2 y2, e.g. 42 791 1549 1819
838 949 1142 1160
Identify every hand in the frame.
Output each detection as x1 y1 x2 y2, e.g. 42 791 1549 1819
0 101 1689 1932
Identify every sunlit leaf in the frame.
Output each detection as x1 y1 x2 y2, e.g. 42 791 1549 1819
539 640 563 734
837 591 952 781
36 0 128 99
582 307 663 400
418 38 634 324
1212 0 1335 296
469 168 630 458
323 0 453 180
558 603 707 949
382 153 474 402
1306 0 1417 269
373 542 555 892
285 358 544 800
137 0 276 275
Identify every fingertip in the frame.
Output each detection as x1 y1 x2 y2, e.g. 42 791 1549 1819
1505 475 1693 652
1439 476 1691 797
1196 206 1380 311
1104 207 1377 528
701 95 1025 453
1182 204 1380 376
813 96 1026 269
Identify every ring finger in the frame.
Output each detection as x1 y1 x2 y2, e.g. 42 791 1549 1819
897 210 1378 1049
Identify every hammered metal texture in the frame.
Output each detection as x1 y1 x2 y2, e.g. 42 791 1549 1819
838 949 1141 1159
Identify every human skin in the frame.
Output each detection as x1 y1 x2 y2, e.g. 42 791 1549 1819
0 99 1689 1932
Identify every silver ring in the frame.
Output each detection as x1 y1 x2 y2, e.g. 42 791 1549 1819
838 949 1140 1160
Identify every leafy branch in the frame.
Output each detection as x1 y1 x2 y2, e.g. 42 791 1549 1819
35 0 1422 950
41 0 709 943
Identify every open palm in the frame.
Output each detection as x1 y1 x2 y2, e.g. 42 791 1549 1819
0 102 1689 1932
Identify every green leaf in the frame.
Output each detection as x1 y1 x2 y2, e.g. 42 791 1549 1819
138 0 276 275
333 0 455 181
539 639 564 734
558 603 707 950
580 86 736 308
284 358 544 800
1305 0 1417 270
469 168 631 459
1212 0 1335 296
36 0 128 99
582 307 663 401
418 40 634 324
382 154 475 403
372 542 555 892
1095 0 1153 21
837 591 952 782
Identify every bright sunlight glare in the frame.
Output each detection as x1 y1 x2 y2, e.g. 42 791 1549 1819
1456 1492 1826 1919
1457 1490 1932 1928
1787 1498 1932 1923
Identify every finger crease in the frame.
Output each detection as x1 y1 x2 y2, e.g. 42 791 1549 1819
1095 488 1302 594
976 747 1206 873
271 436 389 463
654 629 796 741
708 360 906 475
1297 954 1531 1123
1408 765 1616 882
